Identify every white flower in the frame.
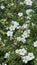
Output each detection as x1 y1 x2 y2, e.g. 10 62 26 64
12 21 19 26
1 5 5 9
28 52 35 61
17 37 21 41
33 41 37 47
17 30 30 43
32 23 35 26
14 23 19 28
21 37 26 43
19 48 27 55
14 21 19 26
15 48 27 56
22 31 28 38
25 0 32 6
11 21 19 30
27 29 30 34
16 26 21 29
5 64 7 65
22 52 34 63
18 12 23 17
7 31 13 36
22 24 27 29
22 30 30 38
22 56 28 63
9 25 15 31
26 9 33 15
15 49 19 53
2 43 5 46
4 52 10 58
11 3 14 6
2 63 7 65
26 20 30 23
26 16 31 19
17 37 26 43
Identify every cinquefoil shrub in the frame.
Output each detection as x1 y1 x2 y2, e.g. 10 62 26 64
0 0 37 65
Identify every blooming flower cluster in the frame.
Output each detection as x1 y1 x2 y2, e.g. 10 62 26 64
17 29 30 43
25 0 32 6
22 52 34 63
15 48 35 63
15 48 27 56
26 9 33 15
26 9 33 20
7 21 19 39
